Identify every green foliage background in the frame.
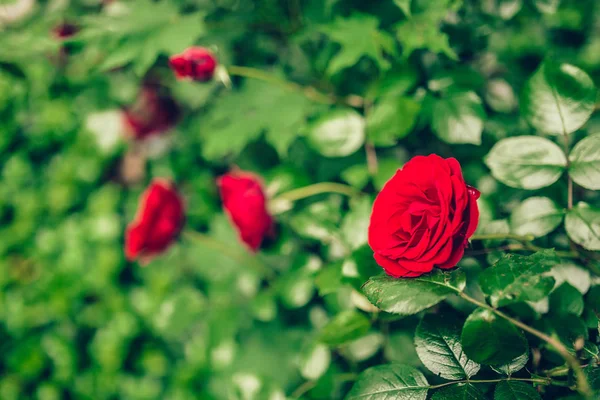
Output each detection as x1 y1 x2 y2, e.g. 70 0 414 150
0 0 600 399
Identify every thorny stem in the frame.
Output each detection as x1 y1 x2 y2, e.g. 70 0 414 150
227 65 364 107
470 233 536 242
183 230 275 281
458 291 593 398
272 182 358 203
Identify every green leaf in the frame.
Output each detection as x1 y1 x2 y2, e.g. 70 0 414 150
431 91 486 145
321 13 395 75
491 351 529 375
493 380 541 400
415 314 480 380
200 79 311 160
395 12 457 60
585 364 600 395
484 136 567 189
319 310 370 347
431 383 485 400
307 109 365 157
315 262 343 296
346 364 429 400
565 202 600 251
520 62 596 135
479 250 559 307
362 269 466 316
550 263 591 294
509 197 564 238
393 0 412 16
299 343 331 380
534 0 560 14
569 134 600 190
341 196 372 250
461 308 528 365
367 97 421 146
549 283 584 316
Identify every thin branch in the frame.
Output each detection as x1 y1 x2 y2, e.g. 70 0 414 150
272 182 358 203
458 291 593 398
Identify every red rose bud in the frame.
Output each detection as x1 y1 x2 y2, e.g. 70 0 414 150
125 179 185 262
217 171 274 252
123 87 180 140
368 154 480 278
169 47 217 82
52 23 78 39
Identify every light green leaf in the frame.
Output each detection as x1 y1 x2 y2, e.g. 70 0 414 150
550 263 591 294
431 383 485 400
362 269 466 316
479 250 559 307
415 314 480 380
299 343 331 380
534 0 560 14
393 0 412 16
565 202 600 251
432 91 486 145
484 136 566 189
493 380 541 400
461 308 528 366
307 109 365 157
491 351 529 376
321 13 394 75
346 364 429 400
569 134 600 190
319 310 370 347
549 283 584 316
367 97 421 146
396 15 457 60
521 62 596 135
509 197 564 237
341 196 372 250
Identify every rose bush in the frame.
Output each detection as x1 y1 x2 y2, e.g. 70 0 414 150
0 1 599 400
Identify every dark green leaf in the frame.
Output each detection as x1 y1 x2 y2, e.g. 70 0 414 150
432 91 486 145
432 383 485 400
479 250 559 307
509 197 564 238
319 310 370 347
415 314 480 380
549 283 584 316
569 134 600 190
461 308 528 365
362 270 466 316
521 61 596 135
565 202 600 251
484 136 567 189
491 351 529 375
367 97 421 146
307 109 365 157
585 364 600 395
346 364 429 400
493 380 541 400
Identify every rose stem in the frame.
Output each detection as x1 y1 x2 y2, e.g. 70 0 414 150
226 65 364 107
272 182 358 203
457 291 593 399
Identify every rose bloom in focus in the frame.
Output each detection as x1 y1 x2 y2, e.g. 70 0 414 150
169 47 217 82
217 171 274 252
123 86 180 140
368 154 479 278
125 179 185 263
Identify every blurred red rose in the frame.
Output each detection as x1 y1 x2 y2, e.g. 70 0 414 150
368 154 480 278
123 86 180 140
217 171 273 252
169 47 217 82
125 179 185 262
52 23 78 39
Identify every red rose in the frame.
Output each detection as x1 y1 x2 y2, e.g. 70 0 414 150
368 154 480 278
52 23 78 39
217 171 274 252
169 47 217 82
123 86 180 140
125 179 185 262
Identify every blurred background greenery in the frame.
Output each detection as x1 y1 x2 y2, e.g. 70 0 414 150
0 0 599 399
